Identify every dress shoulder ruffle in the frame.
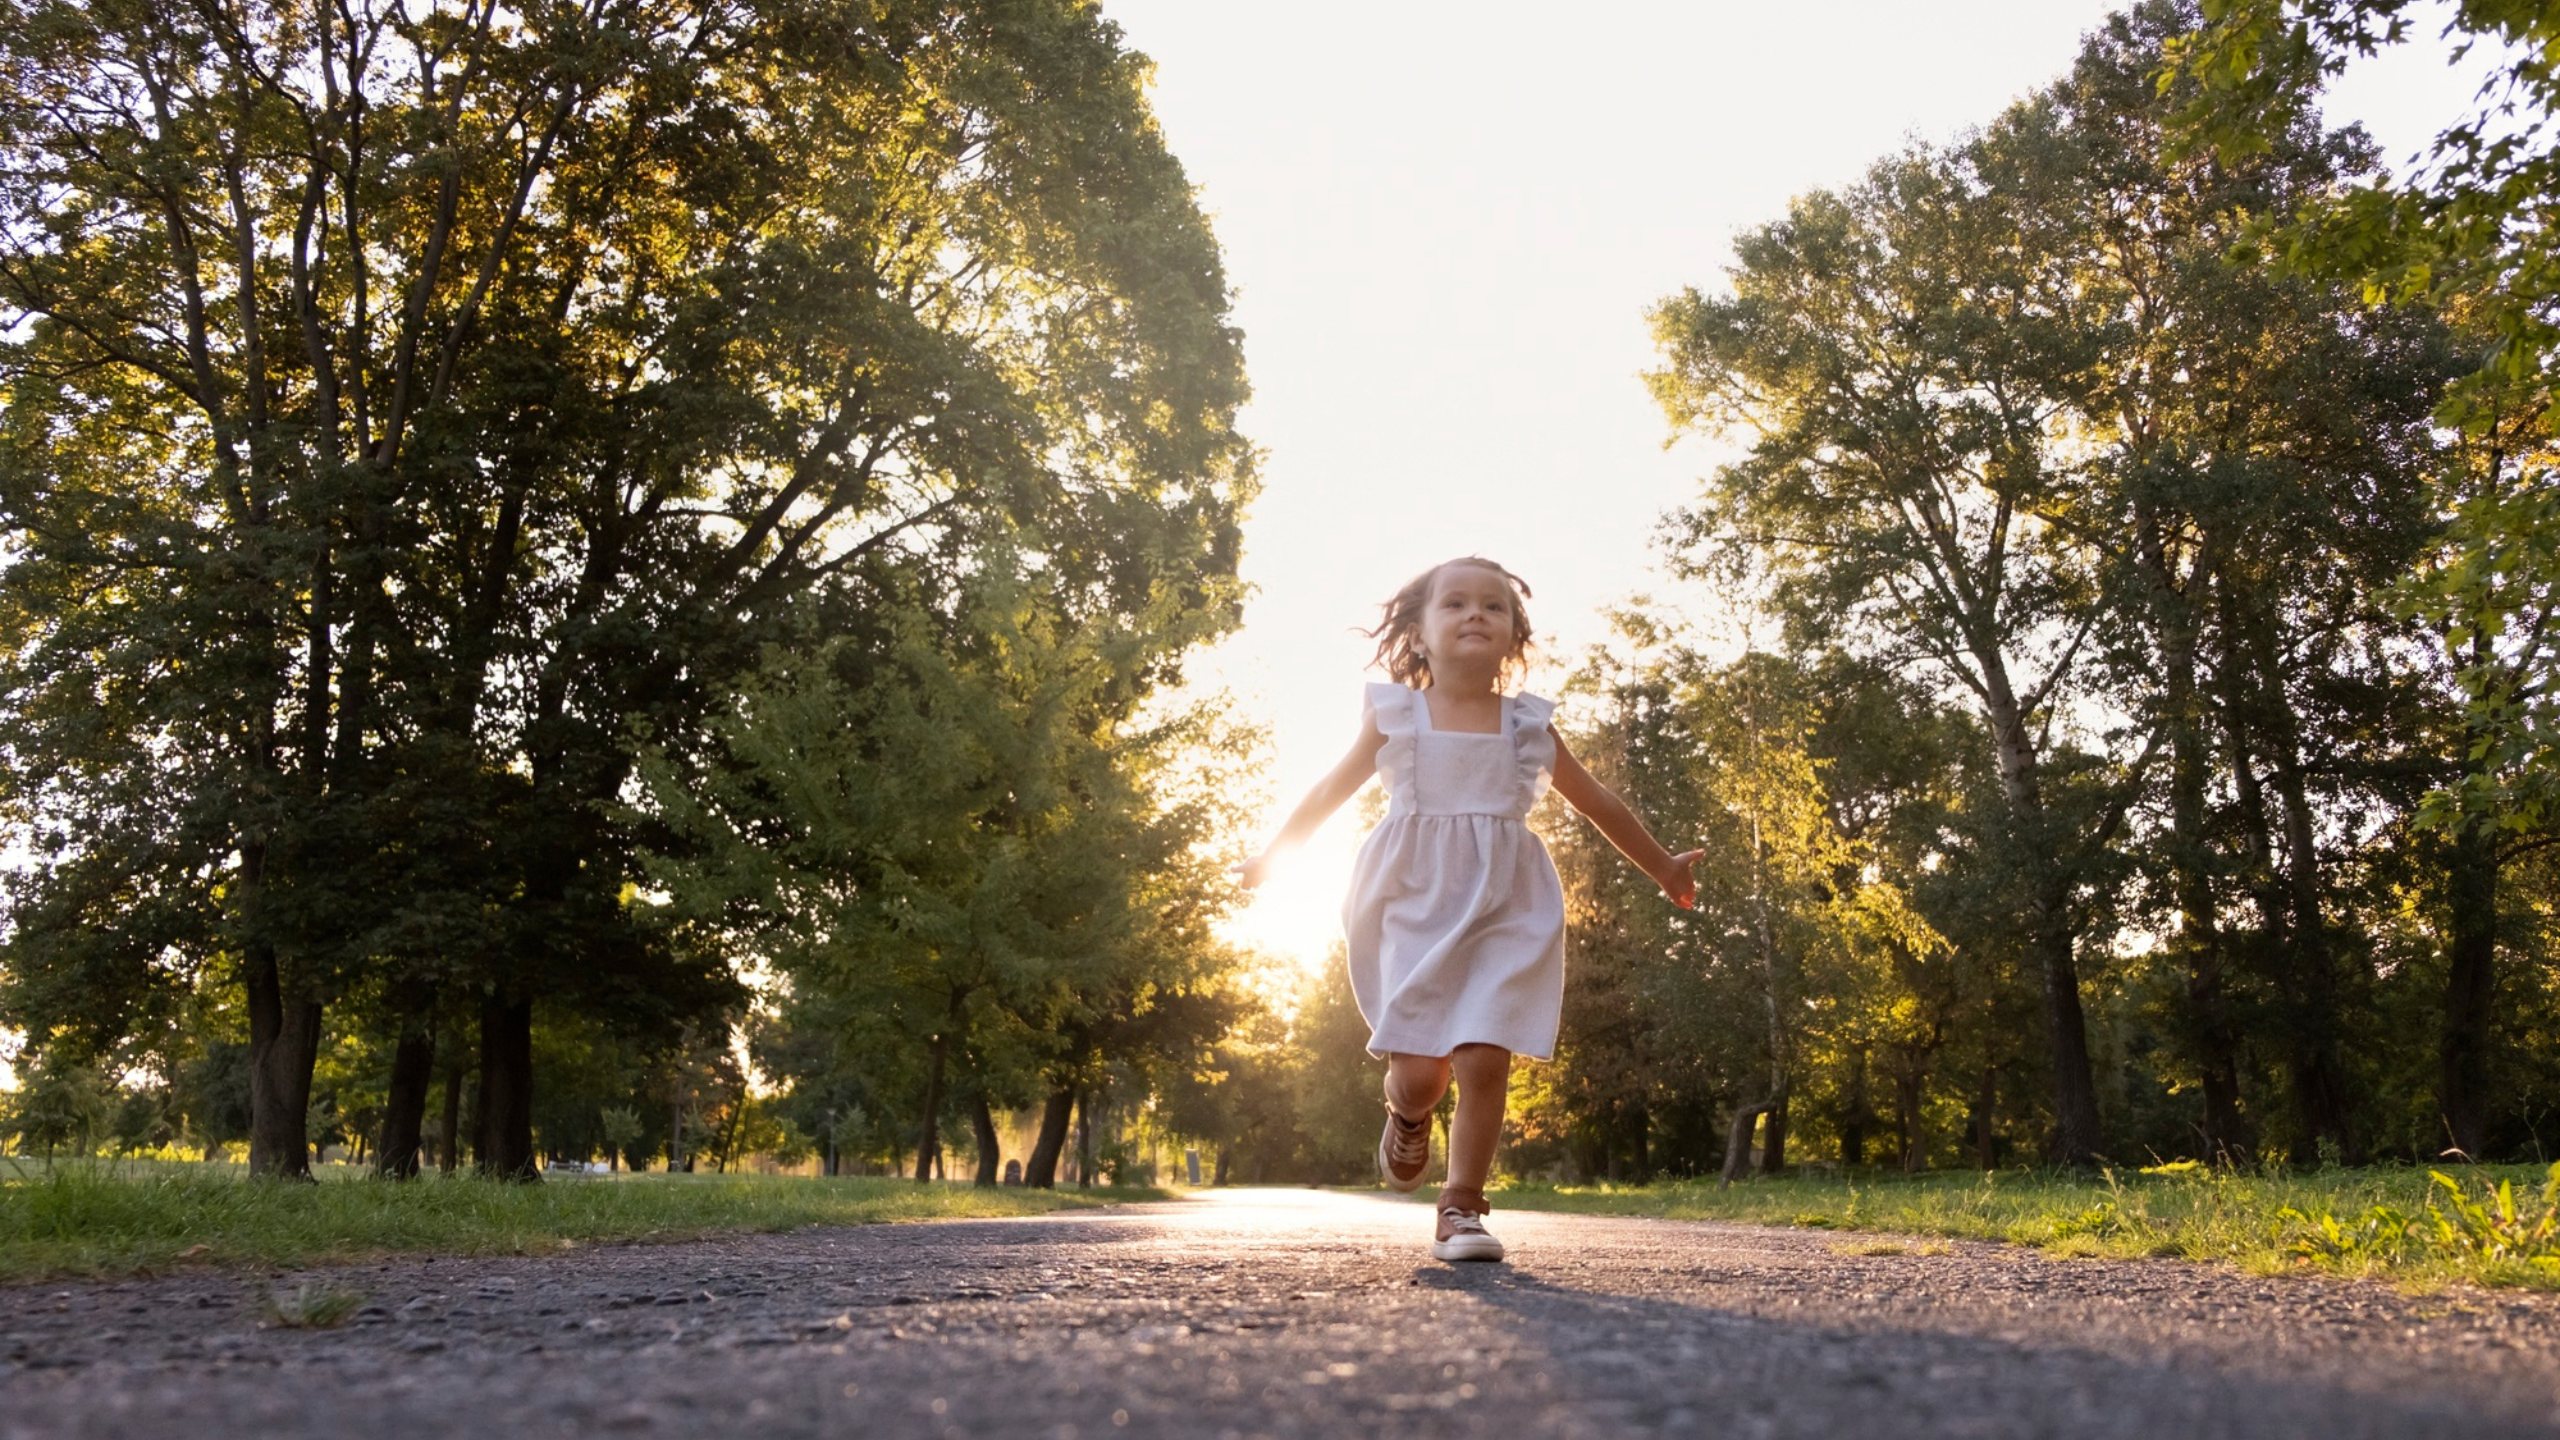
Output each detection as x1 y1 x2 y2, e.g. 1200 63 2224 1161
1511 691 1556 733
1513 690 1558 808
1364 681 1418 736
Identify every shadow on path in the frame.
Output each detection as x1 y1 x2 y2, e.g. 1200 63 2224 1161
1408 1250 2547 1440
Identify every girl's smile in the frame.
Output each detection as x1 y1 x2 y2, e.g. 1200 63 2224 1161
1420 566 1520 679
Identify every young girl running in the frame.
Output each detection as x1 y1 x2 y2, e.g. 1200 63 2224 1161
1239 557 1700 1262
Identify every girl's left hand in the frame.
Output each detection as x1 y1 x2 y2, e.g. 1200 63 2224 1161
1658 849 1704 910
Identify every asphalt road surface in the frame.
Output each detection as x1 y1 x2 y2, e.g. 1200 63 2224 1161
6 1187 2558 1439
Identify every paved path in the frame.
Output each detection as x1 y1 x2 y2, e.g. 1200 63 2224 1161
6 1188 2559 1438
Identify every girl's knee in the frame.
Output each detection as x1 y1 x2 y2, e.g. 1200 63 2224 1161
1384 1054 1450 1112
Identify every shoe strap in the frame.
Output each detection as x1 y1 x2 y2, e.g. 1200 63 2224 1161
1436 1183 1490 1216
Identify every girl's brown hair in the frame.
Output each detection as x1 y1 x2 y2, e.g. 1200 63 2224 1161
1365 557 1536 689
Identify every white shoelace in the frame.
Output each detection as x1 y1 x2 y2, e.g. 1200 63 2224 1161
1386 1116 1428 1170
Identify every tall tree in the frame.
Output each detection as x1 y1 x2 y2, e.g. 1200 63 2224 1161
2057 4 2451 1160
2167 0 2554 1156
643 557 1250 1185
1649 128 2140 1161
1651 2 2464 1163
0 0 1249 1175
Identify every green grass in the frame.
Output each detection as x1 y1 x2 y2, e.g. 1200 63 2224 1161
1491 1161 2560 1290
0 1158 1161 1282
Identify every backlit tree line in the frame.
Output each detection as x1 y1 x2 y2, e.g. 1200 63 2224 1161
13 0 2560 1186
1512 0 2560 1177
0 0 1257 1180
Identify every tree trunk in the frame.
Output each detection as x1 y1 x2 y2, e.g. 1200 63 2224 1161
2225 584 2361 1163
1024 1087 1074 1188
1720 1099 1771 1188
437 1061 464 1173
1074 1090 1096 1188
1896 1066 1926 1172
2145 525 2248 1166
716 1092 749 1173
2268 747 2361 1163
2193 994 2248 1165
1843 1048 1869 1167
1757 1094 1786 1177
971 1093 1001 1186
2028 887 2105 1164
1979 662 2105 1164
376 1005 435 1179
2441 818 2499 1159
1213 1146 1232 1186
1974 1065 1998 1171
244 941 323 1181
914 1032 949 1182
475 994 538 1181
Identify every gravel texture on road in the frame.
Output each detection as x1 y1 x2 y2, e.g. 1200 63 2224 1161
4 1187 2557 1439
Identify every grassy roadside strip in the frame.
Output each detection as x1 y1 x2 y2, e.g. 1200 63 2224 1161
0 1161 1164 1283
1489 1163 2560 1290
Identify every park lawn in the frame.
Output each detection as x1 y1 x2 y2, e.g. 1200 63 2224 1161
0 1160 1163 1283
1490 1163 2560 1291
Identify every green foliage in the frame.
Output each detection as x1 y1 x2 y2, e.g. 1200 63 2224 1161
171 1039 252 1161
0 0 1252 1174
2050 1200 2131 1241
260 1282 366 1330
2169 0 2560 831
2421 1163 2560 1266
1154 952 1390 1186
0 1162 1161 1281
1619 1 2523 1175
644 551 1256 1180
2169 0 2560 395
598 1108 644 1171
1 1053 112 1162
2272 1165 2560 1272
2278 1202 2418 1262
1495 1163 2560 1288
1523 643 1967 1182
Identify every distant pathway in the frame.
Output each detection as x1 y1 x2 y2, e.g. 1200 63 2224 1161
5 1188 2558 1438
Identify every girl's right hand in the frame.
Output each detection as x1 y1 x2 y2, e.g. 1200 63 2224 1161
1657 848 1705 910
1235 852 1277 891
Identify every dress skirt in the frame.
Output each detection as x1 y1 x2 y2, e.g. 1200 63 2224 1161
1341 683 1568 1061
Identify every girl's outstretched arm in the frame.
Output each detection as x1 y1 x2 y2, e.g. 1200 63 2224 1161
1548 729 1704 908
1237 714 1389 890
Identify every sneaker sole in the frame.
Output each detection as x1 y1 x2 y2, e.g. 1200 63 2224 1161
1431 1235 1506 1263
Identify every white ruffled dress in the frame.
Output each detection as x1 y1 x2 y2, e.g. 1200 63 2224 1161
1342 682 1567 1061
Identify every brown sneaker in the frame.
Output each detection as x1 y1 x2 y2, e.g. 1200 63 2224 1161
1431 1185 1504 1262
1376 1107 1430 1192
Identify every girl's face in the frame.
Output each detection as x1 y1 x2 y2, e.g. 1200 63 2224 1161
1418 564 1520 679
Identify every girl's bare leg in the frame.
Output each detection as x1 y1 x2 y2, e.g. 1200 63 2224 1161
1445 1044 1512 1193
1385 1053 1451 1120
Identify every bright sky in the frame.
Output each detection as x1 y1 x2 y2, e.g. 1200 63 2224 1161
1100 0 2504 969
